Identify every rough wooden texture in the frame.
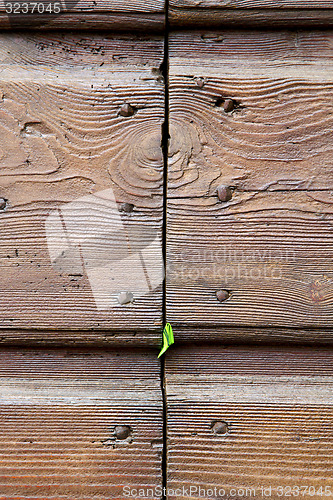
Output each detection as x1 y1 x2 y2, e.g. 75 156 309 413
0 13 165 30
0 328 161 346
0 347 163 498
165 346 333 499
0 34 164 337
0 0 164 10
171 0 333 6
173 327 333 345
0 0 165 30
169 1 333 27
167 31 333 333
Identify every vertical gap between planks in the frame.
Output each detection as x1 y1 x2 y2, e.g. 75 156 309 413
161 0 170 497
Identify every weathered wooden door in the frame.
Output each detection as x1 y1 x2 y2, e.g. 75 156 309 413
0 1 333 498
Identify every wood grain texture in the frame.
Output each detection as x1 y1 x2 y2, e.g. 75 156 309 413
0 0 165 30
165 346 333 500
0 13 165 30
170 0 333 7
172 327 333 345
0 328 161 346
0 0 165 10
169 1 333 27
0 34 164 337
0 347 163 499
167 31 333 332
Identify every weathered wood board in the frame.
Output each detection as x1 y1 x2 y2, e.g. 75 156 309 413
170 0 333 6
167 30 333 332
0 328 162 345
0 0 165 30
165 345 333 499
0 0 164 10
0 34 164 339
173 327 333 345
169 1 333 27
0 347 163 498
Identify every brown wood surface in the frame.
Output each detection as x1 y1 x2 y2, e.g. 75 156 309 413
170 0 333 7
0 13 165 30
0 33 164 338
0 347 163 498
0 328 161 345
167 30 333 333
0 0 164 10
165 345 333 500
0 0 165 30
173 327 333 345
169 1 333 28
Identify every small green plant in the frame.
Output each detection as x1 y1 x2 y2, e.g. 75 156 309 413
158 323 174 358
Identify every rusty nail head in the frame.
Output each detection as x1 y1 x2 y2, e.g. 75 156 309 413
211 421 229 435
119 103 136 117
119 202 134 213
223 99 235 113
115 425 131 440
217 185 232 202
0 198 6 210
196 78 205 88
216 289 230 302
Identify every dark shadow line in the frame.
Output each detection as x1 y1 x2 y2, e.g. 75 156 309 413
160 2 169 498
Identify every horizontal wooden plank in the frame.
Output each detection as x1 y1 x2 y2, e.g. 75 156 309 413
0 34 164 337
170 9 333 28
0 12 165 30
171 0 333 7
167 30 333 332
165 346 333 499
169 1 333 27
173 327 333 345
0 0 165 30
0 347 163 498
0 329 161 346
169 31 333 75
0 0 165 11
166 345 333 376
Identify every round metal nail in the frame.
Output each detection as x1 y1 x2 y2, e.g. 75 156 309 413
217 185 232 202
216 290 230 302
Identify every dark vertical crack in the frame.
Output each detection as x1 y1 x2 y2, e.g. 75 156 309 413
160 2 169 499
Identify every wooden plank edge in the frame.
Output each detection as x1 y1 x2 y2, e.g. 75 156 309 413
169 326 333 346
2 327 333 347
169 8 333 27
0 329 161 347
165 344 333 376
0 12 165 30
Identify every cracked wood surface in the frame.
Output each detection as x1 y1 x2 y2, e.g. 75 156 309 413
0 33 164 339
169 1 333 27
0 0 165 30
0 347 163 499
167 31 333 332
165 345 333 500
